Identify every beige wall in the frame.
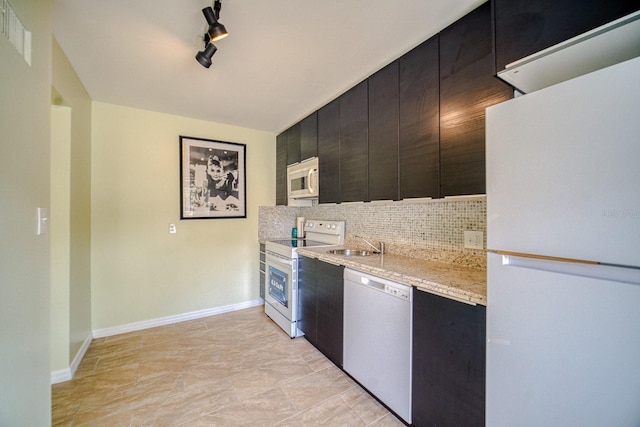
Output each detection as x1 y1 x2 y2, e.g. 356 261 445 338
91 102 275 330
51 38 93 373
0 0 53 424
51 104 72 371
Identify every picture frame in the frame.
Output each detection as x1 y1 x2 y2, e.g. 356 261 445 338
179 135 246 219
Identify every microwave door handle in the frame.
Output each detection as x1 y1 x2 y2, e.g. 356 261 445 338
307 169 315 193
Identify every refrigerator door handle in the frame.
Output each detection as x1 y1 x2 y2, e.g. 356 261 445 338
490 250 640 286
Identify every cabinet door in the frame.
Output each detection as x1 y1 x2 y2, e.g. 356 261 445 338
339 80 369 203
439 2 512 196
287 123 301 165
398 36 440 200
494 0 640 72
412 290 486 427
298 256 318 345
318 99 341 204
276 132 288 205
300 112 318 161
369 61 399 201
315 260 344 367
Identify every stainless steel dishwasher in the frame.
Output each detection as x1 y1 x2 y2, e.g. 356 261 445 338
343 268 412 424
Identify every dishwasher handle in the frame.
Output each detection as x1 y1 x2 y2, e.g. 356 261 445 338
357 276 386 291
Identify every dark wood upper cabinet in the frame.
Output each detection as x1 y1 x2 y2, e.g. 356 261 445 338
339 80 369 203
317 99 341 204
368 61 400 201
299 112 318 161
494 0 640 72
275 132 288 205
278 0 633 202
286 122 301 165
398 36 440 200
439 2 512 196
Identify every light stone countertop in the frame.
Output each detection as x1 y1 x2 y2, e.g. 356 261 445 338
296 246 487 306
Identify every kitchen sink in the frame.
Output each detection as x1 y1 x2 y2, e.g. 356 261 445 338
327 249 374 257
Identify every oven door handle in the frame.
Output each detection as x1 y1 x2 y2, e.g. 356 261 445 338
266 251 292 263
266 252 294 269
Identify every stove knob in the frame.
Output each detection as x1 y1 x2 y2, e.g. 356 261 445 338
330 224 336 229
326 224 331 228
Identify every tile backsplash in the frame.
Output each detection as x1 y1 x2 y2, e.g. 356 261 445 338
259 197 486 269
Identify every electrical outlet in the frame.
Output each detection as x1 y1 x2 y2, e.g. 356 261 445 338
464 230 483 249
169 224 177 234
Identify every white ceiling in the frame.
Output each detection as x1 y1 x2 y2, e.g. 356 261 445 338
53 0 484 133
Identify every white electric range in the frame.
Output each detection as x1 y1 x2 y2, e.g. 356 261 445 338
264 220 345 337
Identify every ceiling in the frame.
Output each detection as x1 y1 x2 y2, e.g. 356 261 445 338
53 0 484 133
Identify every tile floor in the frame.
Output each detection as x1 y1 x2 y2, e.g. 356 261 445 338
52 306 405 426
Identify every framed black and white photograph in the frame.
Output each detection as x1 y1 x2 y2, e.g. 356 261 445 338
180 136 246 219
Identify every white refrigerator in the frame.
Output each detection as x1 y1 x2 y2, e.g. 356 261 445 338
486 56 640 427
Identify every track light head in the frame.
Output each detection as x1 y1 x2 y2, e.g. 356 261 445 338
196 2 227 68
195 43 217 68
202 5 228 42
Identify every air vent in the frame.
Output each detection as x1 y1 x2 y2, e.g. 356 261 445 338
1 0 31 65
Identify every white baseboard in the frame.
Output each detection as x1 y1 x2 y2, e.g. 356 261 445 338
92 299 264 339
51 333 92 384
51 368 72 384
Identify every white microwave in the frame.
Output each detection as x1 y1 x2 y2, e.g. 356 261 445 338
287 157 319 200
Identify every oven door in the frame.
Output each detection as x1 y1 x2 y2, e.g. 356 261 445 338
265 252 297 322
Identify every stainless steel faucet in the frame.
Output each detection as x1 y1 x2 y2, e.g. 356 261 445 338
354 235 385 254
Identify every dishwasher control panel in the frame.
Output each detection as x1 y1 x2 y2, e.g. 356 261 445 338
348 269 413 302
384 284 411 301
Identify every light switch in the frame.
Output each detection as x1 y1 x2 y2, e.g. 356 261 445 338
37 207 49 235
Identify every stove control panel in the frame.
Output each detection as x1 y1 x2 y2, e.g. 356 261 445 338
304 220 345 245
305 220 344 234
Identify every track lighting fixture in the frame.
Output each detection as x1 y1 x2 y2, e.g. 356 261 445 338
195 1 228 68
203 2 228 42
195 42 217 69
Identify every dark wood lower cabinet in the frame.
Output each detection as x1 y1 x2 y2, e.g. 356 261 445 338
412 290 486 427
298 255 318 345
314 260 344 366
298 256 344 367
